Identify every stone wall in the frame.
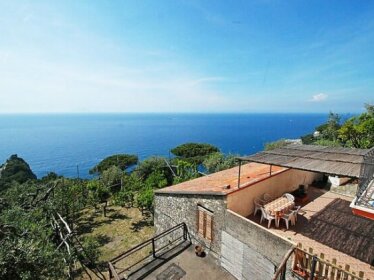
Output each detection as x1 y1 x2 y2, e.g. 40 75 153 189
154 193 227 257
221 231 276 280
224 209 295 264
221 210 296 280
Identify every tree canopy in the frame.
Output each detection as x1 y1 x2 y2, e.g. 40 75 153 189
202 152 238 174
0 154 37 191
0 177 100 279
133 156 173 183
171 142 219 164
89 154 138 175
338 104 374 148
264 139 289 151
300 104 374 149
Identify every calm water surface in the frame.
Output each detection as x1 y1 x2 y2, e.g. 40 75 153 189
0 113 329 178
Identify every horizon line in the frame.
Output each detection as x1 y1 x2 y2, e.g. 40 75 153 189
0 111 360 115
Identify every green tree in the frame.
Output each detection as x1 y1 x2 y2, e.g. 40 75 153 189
0 211 66 280
172 159 199 184
145 171 168 189
112 189 135 207
101 165 124 191
202 153 238 174
133 157 173 184
264 139 289 151
122 173 144 192
89 154 138 175
39 172 61 184
136 187 154 215
318 112 341 142
112 173 145 207
0 155 37 191
300 112 342 146
339 104 374 148
0 184 67 279
86 180 110 217
79 236 101 268
171 143 219 164
51 179 87 228
0 160 98 279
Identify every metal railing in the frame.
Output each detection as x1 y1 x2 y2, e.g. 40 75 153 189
272 247 296 280
108 223 188 280
356 147 374 207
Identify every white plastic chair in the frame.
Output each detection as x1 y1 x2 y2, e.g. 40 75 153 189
283 193 295 202
281 209 296 229
253 198 265 216
292 206 301 222
260 207 276 228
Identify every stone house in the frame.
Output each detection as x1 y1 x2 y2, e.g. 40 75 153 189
154 163 322 279
154 144 374 280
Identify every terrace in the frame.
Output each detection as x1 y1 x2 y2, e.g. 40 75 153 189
242 186 374 279
150 144 373 280
229 144 374 279
108 223 235 280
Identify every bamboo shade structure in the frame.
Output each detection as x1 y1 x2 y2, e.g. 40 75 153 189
238 144 369 178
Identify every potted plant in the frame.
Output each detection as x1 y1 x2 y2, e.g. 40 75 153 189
195 245 205 257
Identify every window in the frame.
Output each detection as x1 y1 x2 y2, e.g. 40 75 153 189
197 205 213 241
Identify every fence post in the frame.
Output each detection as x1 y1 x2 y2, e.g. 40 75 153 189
152 238 156 258
183 223 187 241
108 263 112 279
309 256 317 280
281 265 286 280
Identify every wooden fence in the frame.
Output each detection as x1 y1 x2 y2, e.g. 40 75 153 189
273 243 369 280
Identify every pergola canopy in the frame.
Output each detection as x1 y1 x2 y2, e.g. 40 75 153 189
237 144 369 178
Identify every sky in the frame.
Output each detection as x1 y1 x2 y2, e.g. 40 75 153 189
0 0 373 113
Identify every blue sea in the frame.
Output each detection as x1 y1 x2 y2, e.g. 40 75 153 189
0 113 330 179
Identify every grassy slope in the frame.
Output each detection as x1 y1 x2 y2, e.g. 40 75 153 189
76 205 155 278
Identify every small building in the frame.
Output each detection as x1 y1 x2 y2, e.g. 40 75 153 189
154 144 374 280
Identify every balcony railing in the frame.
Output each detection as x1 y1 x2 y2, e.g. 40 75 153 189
356 147 374 208
108 223 189 280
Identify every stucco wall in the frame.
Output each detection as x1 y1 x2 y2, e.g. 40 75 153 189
227 169 322 217
154 193 226 257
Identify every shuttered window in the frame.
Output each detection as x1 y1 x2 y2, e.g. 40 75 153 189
197 206 213 241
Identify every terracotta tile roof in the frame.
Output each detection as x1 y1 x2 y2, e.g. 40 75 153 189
155 163 288 196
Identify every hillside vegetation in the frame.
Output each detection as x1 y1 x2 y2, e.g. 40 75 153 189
301 104 374 149
265 104 374 150
0 143 237 279
2 105 372 279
